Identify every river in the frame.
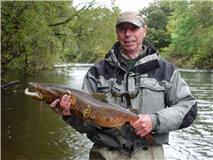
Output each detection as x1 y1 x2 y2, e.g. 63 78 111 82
1 66 213 160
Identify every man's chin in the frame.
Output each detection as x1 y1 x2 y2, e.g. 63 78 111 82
123 47 135 52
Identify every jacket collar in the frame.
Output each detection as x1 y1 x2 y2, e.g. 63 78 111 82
105 40 160 74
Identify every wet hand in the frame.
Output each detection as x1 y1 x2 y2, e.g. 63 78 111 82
60 94 72 116
50 98 61 114
131 114 152 137
50 94 72 116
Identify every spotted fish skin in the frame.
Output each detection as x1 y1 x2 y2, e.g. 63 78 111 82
24 82 154 144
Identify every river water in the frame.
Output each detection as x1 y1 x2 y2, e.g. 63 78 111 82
1 66 213 160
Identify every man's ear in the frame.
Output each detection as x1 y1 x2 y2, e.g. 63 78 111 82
115 28 119 40
143 25 147 37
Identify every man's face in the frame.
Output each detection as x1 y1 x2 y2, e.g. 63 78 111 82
116 22 146 54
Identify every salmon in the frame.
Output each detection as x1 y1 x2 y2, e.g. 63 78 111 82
24 82 154 144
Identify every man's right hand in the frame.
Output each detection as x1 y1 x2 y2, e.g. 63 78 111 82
50 94 72 116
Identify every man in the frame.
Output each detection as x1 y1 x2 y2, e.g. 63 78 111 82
51 11 197 160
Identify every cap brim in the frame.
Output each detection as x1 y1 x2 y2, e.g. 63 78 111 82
116 19 142 27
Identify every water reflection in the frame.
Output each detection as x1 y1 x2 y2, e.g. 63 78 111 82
1 68 213 160
163 71 213 160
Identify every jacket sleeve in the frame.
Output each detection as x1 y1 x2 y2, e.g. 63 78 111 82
67 70 151 150
156 70 197 134
63 115 97 133
82 70 98 94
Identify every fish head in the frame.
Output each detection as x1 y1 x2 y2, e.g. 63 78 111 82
24 82 60 104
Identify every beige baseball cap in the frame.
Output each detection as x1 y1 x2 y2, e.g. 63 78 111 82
116 11 145 27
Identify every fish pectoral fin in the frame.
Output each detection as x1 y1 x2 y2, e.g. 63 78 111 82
124 121 131 125
91 92 108 102
66 89 72 95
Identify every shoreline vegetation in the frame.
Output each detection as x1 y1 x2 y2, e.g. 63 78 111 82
1 0 213 77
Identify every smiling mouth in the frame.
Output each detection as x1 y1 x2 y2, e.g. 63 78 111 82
124 41 135 47
124 40 135 43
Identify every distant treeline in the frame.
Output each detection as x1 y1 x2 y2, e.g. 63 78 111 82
1 0 212 76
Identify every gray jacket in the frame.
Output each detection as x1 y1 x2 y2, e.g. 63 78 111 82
63 40 197 154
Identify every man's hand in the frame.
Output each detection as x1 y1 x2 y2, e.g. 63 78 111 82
132 114 152 137
50 94 72 116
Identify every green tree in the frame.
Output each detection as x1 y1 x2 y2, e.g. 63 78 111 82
67 6 119 63
189 1 213 68
141 0 173 50
1 1 120 76
1 1 71 74
165 1 213 68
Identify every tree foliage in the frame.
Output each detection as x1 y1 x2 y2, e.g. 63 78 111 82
164 1 213 68
1 1 66 74
1 1 119 75
140 0 212 69
67 7 119 63
141 0 173 50
1 0 212 77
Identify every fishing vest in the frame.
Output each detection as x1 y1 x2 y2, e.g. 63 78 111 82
64 40 197 155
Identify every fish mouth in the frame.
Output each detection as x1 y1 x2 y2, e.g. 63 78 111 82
24 82 43 100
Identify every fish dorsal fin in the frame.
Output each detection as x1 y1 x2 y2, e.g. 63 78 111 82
91 92 108 102
128 108 139 115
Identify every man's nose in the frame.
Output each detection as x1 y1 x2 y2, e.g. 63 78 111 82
125 28 132 36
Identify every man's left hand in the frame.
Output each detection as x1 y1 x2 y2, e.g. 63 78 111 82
131 114 152 137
